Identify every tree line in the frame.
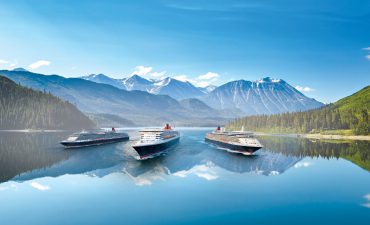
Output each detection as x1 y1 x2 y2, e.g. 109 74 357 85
0 76 95 130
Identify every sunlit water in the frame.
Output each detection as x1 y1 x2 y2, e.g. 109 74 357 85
0 129 369 225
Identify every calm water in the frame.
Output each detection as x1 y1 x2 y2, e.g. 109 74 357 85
0 129 369 225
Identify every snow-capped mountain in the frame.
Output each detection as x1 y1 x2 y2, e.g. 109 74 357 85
199 85 217 94
150 77 205 99
202 77 324 115
81 74 125 90
80 74 205 99
121 74 153 91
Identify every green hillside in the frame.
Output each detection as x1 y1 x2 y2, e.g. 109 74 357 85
226 85 370 135
0 76 95 130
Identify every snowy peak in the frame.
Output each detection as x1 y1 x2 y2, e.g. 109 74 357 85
80 73 125 90
122 74 152 91
151 77 205 99
202 77 323 115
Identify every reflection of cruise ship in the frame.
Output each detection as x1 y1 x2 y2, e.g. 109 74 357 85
60 128 129 148
205 127 263 155
132 124 180 159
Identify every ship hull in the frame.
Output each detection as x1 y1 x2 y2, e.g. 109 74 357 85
61 136 129 148
132 137 179 159
205 137 261 155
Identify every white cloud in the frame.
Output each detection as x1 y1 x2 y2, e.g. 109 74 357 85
197 72 219 80
0 59 9 64
366 55 370 61
131 65 153 76
150 71 167 78
172 163 218 181
194 72 220 87
362 194 370 208
294 162 312 168
269 171 280 176
363 47 370 51
295 85 315 92
29 60 51 69
30 182 50 191
173 75 190 82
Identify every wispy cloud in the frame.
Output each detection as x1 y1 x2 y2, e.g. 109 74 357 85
295 85 315 92
173 163 218 181
131 65 153 76
29 60 51 69
30 182 50 191
362 194 370 208
363 47 370 61
0 59 9 64
294 162 312 168
131 65 167 79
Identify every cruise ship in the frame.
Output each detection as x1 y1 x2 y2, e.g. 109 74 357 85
132 124 180 159
205 127 263 155
60 128 129 148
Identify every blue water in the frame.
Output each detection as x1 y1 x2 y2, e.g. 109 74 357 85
0 129 369 225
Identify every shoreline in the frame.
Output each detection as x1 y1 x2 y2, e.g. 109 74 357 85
254 132 370 141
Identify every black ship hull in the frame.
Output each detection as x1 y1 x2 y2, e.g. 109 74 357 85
205 137 261 155
133 137 179 159
61 136 129 148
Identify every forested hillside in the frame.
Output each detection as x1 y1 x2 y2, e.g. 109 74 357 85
226 86 370 135
0 76 95 130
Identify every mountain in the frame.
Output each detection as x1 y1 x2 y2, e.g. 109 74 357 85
226 85 370 135
80 74 205 100
199 85 217 94
150 77 205 99
0 70 229 126
202 77 324 115
80 74 125 90
0 76 95 130
122 74 153 91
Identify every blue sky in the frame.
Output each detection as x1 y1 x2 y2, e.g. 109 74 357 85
0 0 369 103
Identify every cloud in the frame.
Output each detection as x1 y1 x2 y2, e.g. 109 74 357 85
295 85 315 92
197 72 219 80
294 162 312 168
150 71 167 78
363 47 370 61
173 163 218 181
29 60 51 69
269 171 280 176
173 75 190 82
30 182 50 191
131 65 153 76
362 194 370 208
0 59 9 64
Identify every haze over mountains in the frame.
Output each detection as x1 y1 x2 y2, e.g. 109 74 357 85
0 68 324 126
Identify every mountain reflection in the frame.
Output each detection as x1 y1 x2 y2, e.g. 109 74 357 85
0 132 368 185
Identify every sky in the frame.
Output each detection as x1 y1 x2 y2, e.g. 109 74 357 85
0 0 369 103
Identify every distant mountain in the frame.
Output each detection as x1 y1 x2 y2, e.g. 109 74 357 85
227 85 369 135
0 76 95 130
12 67 28 72
122 74 153 91
0 70 229 126
202 77 324 115
80 74 205 100
150 77 205 99
199 85 217 94
81 74 125 90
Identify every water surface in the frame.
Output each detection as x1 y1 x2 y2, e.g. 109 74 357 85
0 129 369 225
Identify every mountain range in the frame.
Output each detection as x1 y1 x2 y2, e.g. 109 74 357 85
81 73 323 114
0 68 324 126
81 73 206 99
